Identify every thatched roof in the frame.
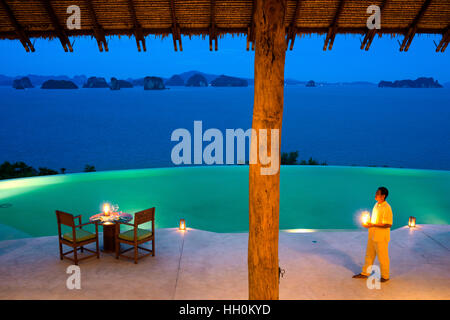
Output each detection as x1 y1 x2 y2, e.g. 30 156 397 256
0 0 448 52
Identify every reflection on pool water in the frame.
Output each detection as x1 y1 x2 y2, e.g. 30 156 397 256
0 166 449 241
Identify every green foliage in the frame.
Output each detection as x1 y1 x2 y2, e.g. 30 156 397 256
281 151 299 165
281 152 328 166
0 161 37 180
0 162 69 180
84 164 96 172
0 161 101 180
300 157 327 166
306 157 319 165
38 167 58 176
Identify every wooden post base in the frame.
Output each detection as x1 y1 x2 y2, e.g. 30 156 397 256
102 224 116 253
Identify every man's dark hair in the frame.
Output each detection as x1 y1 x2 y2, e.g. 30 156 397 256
378 187 389 199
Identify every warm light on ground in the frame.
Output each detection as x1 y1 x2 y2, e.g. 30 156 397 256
283 228 318 233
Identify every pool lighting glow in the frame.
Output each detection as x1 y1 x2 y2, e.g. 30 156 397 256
284 229 317 233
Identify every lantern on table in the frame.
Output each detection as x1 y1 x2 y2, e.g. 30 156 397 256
408 216 416 228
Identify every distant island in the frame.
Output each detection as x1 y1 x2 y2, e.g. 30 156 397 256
378 77 443 88
83 76 109 88
211 75 248 87
13 77 33 89
165 75 185 86
41 80 78 89
186 74 208 87
144 76 165 90
2 72 448 89
110 77 133 90
306 80 316 87
1 74 87 87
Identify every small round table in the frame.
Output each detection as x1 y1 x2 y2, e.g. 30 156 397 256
90 212 133 253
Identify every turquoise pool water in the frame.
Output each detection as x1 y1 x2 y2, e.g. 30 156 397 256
0 166 449 240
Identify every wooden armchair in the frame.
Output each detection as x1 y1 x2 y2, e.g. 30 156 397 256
56 210 100 265
115 207 155 264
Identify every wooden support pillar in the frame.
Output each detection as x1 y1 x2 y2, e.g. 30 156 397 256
286 0 301 50
0 0 35 52
209 0 217 51
246 0 257 51
127 0 146 52
249 0 287 300
435 25 449 53
400 0 432 52
360 0 388 51
41 0 73 52
85 0 108 52
170 0 182 51
360 29 376 51
323 0 345 51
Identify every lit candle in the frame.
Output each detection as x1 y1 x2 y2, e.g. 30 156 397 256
408 216 416 228
361 211 370 225
103 203 111 216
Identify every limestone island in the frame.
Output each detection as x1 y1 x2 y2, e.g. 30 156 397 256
13 77 34 89
210 75 248 87
306 80 316 87
83 77 109 88
41 80 78 89
144 76 165 90
186 74 208 87
378 77 443 88
165 75 185 86
110 77 133 90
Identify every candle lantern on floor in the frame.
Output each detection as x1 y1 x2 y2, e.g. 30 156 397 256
408 216 416 228
179 219 186 231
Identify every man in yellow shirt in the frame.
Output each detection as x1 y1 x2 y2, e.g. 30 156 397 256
353 187 393 282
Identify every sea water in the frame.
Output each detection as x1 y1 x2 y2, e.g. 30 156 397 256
0 86 449 172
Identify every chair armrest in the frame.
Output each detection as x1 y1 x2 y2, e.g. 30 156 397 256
75 221 97 228
74 215 82 225
116 221 134 227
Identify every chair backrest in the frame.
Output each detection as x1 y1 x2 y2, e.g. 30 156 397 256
56 210 75 227
134 207 155 226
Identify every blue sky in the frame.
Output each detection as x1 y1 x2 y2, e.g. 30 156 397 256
0 33 448 83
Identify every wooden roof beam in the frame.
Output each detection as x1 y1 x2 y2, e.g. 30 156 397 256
170 0 182 51
85 0 108 52
127 0 146 52
360 29 376 51
435 26 449 52
400 0 432 52
286 0 302 50
323 0 346 51
246 0 256 51
41 0 72 52
0 0 34 52
360 0 389 51
209 0 217 51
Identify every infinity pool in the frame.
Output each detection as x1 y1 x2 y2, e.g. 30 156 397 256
0 166 449 240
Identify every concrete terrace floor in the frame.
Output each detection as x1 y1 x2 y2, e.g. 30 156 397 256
0 225 449 300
